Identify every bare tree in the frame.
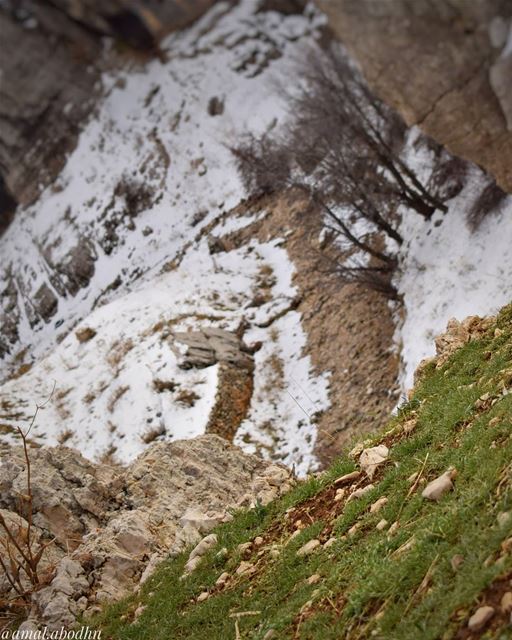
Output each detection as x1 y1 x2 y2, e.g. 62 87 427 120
231 46 453 298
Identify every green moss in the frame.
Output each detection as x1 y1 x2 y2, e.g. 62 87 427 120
95 305 512 639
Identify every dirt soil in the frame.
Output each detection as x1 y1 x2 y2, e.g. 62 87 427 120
215 191 399 468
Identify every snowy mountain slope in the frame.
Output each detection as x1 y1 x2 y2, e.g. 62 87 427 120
0 227 329 474
1 0 511 473
0 1 326 379
395 134 512 388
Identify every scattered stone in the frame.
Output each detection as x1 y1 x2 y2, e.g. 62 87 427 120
133 605 146 619
407 472 419 484
467 605 495 632
450 554 464 571
236 561 254 576
75 327 97 343
269 548 280 560
171 328 254 371
334 488 346 502
422 469 457 501
216 572 230 587
402 419 417 435
359 445 389 479
184 534 218 574
323 537 336 549
387 521 399 536
0 434 291 628
237 542 253 557
498 512 511 527
501 592 512 613
376 519 388 531
263 630 277 640
297 539 321 557
370 497 388 513
197 591 209 603
307 574 321 585
334 470 361 486
347 484 375 503
348 524 359 537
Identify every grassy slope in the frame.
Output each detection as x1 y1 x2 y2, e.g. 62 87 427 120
97 305 512 640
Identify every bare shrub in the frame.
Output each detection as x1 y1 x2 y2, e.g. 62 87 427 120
231 45 453 298
467 180 508 231
0 394 55 614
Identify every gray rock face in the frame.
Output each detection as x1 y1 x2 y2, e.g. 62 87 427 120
490 51 512 132
0 435 294 628
171 328 255 371
317 0 512 192
0 0 219 210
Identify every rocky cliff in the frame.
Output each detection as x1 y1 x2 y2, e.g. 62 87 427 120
318 0 512 193
0 435 294 628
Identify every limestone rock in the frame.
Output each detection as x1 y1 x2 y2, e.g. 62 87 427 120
297 539 321 557
359 445 389 479
0 434 293 627
171 328 254 371
347 484 374 503
317 0 512 193
467 605 495 632
422 469 457 501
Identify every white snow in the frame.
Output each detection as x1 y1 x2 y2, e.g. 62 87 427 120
0 236 329 473
395 132 512 389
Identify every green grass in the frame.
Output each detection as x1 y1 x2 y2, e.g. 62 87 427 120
95 304 512 639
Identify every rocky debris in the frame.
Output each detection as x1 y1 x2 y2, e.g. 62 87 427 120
171 328 254 371
501 592 512 613
206 362 254 442
376 519 388 531
216 571 230 587
334 470 361 486
0 434 294 628
359 445 389 480
307 574 321 585
370 496 388 513
450 555 464 572
236 561 255 576
467 605 495 632
33 283 59 323
32 558 89 628
347 484 374 503
75 326 97 343
422 469 457 501
318 0 512 192
183 534 218 575
414 315 493 386
297 539 320 557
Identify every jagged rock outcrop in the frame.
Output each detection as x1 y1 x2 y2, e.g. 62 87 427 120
318 0 512 192
0 0 218 212
0 435 295 628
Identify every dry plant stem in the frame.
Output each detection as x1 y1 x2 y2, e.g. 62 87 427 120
0 384 56 602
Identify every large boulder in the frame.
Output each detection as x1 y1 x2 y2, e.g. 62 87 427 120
0 435 295 628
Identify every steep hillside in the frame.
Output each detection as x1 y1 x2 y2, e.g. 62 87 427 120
97 304 512 639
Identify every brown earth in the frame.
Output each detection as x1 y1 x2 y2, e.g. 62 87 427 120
317 0 512 193
214 191 399 468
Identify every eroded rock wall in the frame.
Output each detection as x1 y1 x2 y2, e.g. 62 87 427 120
318 0 512 192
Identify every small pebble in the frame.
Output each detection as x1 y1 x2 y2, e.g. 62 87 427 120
297 539 321 557
376 519 388 531
467 605 494 632
370 496 388 513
